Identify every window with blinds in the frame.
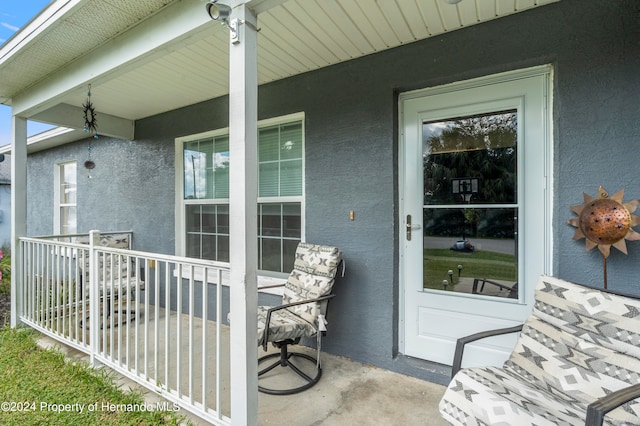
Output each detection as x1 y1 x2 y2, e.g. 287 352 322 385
184 135 229 200
258 122 303 197
181 116 304 273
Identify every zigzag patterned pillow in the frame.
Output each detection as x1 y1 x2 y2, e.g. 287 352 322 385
281 243 342 326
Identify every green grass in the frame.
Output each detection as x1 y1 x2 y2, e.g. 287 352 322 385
0 327 187 425
423 248 517 290
0 254 10 295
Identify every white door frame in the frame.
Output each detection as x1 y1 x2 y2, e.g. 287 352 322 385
398 65 554 364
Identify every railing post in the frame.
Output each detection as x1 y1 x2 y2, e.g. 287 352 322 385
89 230 101 366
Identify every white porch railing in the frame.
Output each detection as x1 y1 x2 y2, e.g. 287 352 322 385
17 230 232 425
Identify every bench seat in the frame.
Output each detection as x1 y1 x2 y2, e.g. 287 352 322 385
440 275 640 426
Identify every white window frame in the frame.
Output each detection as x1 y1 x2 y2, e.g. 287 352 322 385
54 160 77 235
175 112 306 293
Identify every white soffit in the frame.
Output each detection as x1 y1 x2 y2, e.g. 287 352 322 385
0 0 176 104
1 0 559 127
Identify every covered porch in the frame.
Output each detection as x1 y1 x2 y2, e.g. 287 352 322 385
5 0 635 424
19 229 447 424
5 1 559 424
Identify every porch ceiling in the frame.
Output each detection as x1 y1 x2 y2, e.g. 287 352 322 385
0 0 558 143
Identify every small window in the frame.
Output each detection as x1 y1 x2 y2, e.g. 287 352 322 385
56 161 77 235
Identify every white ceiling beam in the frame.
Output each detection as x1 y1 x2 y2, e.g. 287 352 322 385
32 103 134 140
11 0 217 118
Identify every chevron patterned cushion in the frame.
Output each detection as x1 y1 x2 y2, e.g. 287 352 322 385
280 243 342 325
532 276 640 360
257 306 317 345
78 233 132 279
440 365 587 426
439 275 640 426
258 242 342 346
77 233 145 294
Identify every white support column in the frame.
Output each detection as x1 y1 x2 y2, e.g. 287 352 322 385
228 3 259 425
10 115 27 328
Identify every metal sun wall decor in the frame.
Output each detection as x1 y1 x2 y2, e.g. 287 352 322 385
82 84 98 178
567 186 640 288
82 84 99 138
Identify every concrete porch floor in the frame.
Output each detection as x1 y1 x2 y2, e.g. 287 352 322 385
37 331 448 425
255 347 449 426
34 300 448 426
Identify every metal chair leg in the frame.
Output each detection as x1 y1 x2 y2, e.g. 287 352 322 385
257 342 322 395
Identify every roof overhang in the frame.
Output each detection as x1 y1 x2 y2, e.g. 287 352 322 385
0 0 559 151
0 127 83 154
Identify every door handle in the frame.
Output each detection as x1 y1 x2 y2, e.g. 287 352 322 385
406 215 422 241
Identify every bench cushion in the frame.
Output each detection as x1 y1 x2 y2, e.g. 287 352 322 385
505 316 640 424
439 365 587 426
440 275 640 425
532 276 640 360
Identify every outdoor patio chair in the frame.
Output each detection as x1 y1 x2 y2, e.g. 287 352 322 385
471 278 518 299
77 233 145 328
257 242 343 395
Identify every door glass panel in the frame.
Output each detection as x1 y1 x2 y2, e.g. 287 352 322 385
422 110 518 299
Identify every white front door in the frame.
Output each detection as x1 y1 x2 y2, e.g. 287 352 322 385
400 66 552 366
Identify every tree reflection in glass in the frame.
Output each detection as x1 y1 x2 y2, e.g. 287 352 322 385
421 110 519 299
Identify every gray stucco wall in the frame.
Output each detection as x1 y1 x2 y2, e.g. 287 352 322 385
25 0 639 384
27 137 175 254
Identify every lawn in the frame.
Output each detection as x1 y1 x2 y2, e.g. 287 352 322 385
423 248 517 290
0 326 187 425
